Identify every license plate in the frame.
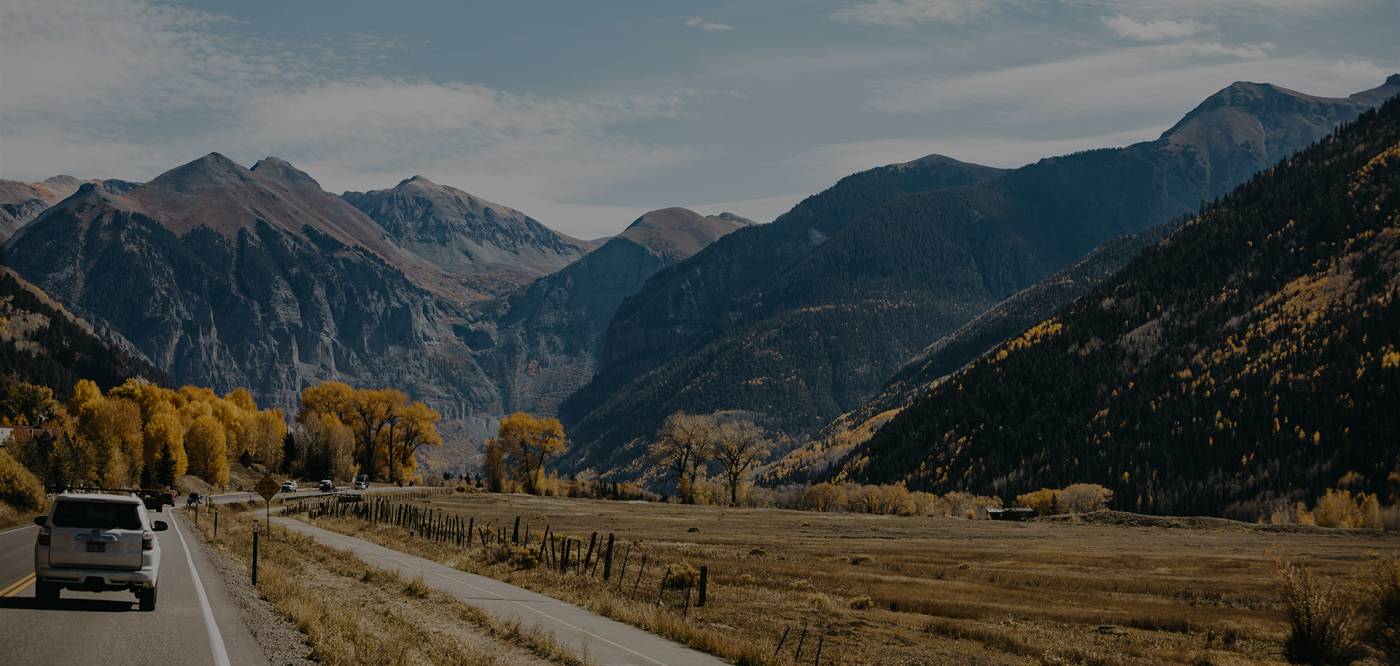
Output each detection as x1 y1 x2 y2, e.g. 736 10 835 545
86 542 106 553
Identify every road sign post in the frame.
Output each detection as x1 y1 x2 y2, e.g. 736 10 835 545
255 473 280 545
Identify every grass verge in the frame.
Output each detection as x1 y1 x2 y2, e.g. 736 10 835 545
192 503 580 666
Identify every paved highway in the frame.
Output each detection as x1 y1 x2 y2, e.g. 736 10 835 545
0 511 264 666
0 487 439 665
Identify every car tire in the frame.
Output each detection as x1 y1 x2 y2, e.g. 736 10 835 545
138 586 157 612
36 581 59 608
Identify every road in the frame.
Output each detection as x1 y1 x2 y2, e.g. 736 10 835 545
280 518 729 666
0 488 370 665
0 510 264 666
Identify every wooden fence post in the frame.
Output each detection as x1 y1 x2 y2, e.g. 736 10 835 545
615 543 631 590
602 533 615 581
583 532 597 574
698 565 708 607
512 515 520 545
772 627 791 660
633 555 648 597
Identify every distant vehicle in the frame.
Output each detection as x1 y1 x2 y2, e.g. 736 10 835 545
319 480 335 493
353 480 368 490
138 491 164 513
281 480 297 492
33 492 167 611
159 491 176 507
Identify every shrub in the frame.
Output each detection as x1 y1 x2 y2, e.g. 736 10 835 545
1274 560 1362 664
663 562 700 590
1368 559 1400 662
802 482 845 511
0 449 45 512
404 575 430 598
487 544 540 570
849 595 875 610
847 554 875 566
1016 488 1060 515
1058 483 1113 514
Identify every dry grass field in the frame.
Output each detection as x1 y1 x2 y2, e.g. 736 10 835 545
196 502 580 666
300 491 1400 665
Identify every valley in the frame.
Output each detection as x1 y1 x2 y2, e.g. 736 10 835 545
296 490 1400 665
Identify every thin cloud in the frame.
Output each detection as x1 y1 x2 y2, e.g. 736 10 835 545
0 0 705 238
685 17 735 31
832 0 1004 27
864 42 1384 118
1101 15 1213 41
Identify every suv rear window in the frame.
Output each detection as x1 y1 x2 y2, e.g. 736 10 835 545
52 500 142 530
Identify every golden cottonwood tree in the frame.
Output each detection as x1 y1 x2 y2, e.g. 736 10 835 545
497 412 565 494
298 382 442 481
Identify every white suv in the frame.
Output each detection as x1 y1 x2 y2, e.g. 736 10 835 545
34 492 167 611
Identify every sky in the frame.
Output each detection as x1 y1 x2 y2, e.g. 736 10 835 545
1 1 1396 239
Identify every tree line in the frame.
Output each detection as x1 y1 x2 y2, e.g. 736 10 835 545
0 377 443 494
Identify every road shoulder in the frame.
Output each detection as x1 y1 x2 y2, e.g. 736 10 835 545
174 511 275 666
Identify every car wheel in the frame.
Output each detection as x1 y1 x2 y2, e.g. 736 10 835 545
138 586 157 612
36 581 59 608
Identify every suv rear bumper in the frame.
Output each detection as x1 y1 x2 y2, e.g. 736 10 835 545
36 565 157 591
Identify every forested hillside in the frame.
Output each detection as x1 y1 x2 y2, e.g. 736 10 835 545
0 267 162 394
837 97 1400 517
561 78 1398 479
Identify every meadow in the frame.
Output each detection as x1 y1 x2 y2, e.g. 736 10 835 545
297 491 1400 665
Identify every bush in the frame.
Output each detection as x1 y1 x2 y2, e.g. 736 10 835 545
1275 560 1363 664
802 482 845 511
1368 559 1400 661
486 544 541 570
663 562 700 590
1058 483 1113 514
849 595 874 610
0 449 45 512
404 576 430 598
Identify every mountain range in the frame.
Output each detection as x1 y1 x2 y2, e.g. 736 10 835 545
828 96 1400 515
0 176 139 241
2 75 1396 496
0 156 748 463
558 76 1400 479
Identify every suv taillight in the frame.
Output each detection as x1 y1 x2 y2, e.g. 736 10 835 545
37 526 50 546
142 531 155 551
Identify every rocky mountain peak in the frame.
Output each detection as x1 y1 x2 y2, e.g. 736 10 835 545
250 156 322 190
619 207 752 261
342 177 594 296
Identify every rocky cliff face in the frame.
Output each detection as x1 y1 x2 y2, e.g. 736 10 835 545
475 207 750 415
343 176 597 298
3 156 501 426
560 76 1400 479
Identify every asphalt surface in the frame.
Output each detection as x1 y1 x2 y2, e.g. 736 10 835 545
281 518 729 666
0 509 264 666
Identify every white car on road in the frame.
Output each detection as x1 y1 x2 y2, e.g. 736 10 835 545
33 492 167 611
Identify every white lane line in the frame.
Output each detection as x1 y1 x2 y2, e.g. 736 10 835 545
0 524 36 537
173 515 232 666
293 524 669 666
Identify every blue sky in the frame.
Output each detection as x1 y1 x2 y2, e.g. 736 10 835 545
1 1 1396 238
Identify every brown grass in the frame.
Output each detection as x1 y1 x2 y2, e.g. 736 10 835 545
192 503 579 666
296 492 1400 665
0 501 24 530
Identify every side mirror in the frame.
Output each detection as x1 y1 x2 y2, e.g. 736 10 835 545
152 521 168 532
33 516 46 527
